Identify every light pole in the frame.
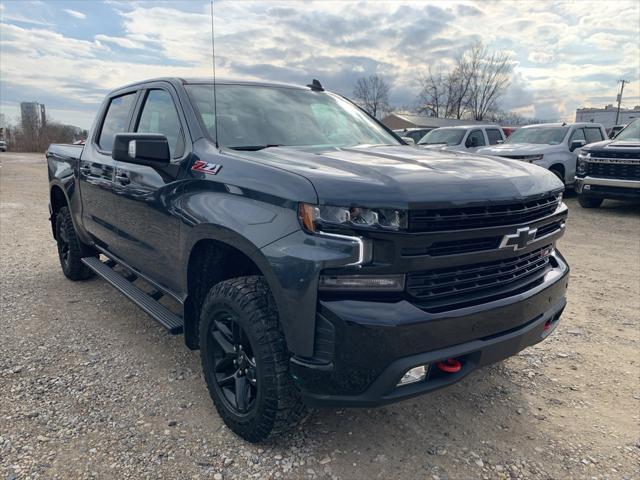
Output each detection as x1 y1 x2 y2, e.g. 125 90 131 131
615 79 629 125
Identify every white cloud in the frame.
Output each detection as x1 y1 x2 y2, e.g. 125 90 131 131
64 9 86 20
1 0 638 127
95 34 144 50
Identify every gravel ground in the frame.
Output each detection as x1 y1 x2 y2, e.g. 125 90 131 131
1 151 639 480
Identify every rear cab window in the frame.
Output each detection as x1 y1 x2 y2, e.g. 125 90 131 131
97 93 137 152
486 128 503 145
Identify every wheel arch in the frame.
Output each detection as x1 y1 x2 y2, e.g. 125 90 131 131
549 163 566 183
182 227 290 352
49 183 70 239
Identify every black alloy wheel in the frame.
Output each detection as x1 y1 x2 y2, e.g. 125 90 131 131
206 309 258 414
199 276 306 442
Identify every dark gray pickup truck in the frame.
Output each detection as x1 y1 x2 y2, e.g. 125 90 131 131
47 78 569 441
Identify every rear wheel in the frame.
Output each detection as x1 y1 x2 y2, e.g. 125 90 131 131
578 193 603 208
55 207 95 280
199 276 305 442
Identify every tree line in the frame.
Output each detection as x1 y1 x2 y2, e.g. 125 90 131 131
1 114 87 152
352 41 546 125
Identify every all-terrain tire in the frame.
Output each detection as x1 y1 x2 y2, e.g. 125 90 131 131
55 207 95 280
577 193 603 208
199 276 306 442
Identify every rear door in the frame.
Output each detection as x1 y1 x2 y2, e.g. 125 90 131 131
112 84 189 292
79 90 138 248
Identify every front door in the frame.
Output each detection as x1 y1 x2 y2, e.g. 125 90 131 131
79 92 138 249
112 86 188 293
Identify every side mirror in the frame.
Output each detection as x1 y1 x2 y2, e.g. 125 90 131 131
112 133 170 167
401 137 415 145
570 139 586 152
466 137 477 148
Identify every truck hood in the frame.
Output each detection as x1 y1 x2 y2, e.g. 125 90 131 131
231 145 562 209
477 143 561 156
582 139 640 151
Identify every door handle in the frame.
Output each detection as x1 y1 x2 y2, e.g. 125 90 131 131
80 164 91 175
115 171 130 185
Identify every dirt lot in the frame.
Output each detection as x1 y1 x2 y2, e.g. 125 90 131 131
1 151 639 480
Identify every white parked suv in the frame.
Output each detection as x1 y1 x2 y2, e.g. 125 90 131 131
477 122 607 187
416 125 505 152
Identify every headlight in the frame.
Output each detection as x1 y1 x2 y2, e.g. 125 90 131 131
576 153 589 176
524 154 544 161
299 203 407 232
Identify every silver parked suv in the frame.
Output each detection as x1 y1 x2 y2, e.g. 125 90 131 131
477 122 607 187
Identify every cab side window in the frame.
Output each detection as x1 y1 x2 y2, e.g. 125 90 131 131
136 89 185 159
486 129 503 145
97 93 137 152
466 130 486 148
570 128 586 143
585 127 604 144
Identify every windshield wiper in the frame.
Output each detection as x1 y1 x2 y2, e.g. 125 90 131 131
228 144 284 151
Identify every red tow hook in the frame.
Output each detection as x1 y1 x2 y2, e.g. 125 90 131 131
436 358 462 373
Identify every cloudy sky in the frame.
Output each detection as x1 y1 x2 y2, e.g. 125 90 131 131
1 0 639 129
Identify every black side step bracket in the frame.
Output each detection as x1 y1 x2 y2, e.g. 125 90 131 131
81 256 183 334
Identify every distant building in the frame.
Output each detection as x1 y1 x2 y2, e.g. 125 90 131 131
382 112 489 130
20 101 46 130
575 105 640 130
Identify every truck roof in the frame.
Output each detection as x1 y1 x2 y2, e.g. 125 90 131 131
109 77 311 96
521 122 604 129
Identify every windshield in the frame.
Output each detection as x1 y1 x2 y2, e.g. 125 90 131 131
418 128 465 146
506 127 568 145
614 120 640 142
186 84 399 149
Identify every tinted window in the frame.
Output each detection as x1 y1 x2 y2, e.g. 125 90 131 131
186 84 398 149
486 129 503 145
585 127 603 144
98 93 136 151
136 89 184 158
507 127 568 145
466 130 486 147
570 128 586 143
419 128 465 146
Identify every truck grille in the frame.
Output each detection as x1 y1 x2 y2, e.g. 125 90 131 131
585 161 640 181
409 195 559 232
406 245 553 311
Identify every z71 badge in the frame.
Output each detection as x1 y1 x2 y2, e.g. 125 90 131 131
192 160 222 175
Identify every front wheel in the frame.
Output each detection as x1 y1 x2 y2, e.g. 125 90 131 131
199 276 305 442
577 193 603 208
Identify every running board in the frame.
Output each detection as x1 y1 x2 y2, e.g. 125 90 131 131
81 256 183 334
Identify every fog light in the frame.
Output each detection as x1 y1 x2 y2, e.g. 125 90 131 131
319 274 405 291
397 365 427 386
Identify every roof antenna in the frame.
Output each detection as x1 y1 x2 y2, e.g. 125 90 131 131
210 0 219 149
307 79 324 91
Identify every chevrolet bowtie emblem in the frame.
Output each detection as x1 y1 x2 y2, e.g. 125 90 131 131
500 226 538 251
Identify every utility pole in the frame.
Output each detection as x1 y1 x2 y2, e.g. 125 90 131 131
615 79 629 125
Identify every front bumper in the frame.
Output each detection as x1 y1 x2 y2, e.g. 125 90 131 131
575 176 640 200
291 251 569 407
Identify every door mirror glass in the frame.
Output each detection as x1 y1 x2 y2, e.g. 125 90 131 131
112 133 170 167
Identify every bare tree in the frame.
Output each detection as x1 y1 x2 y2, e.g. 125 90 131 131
352 75 391 119
463 42 513 121
415 42 513 121
416 65 472 119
